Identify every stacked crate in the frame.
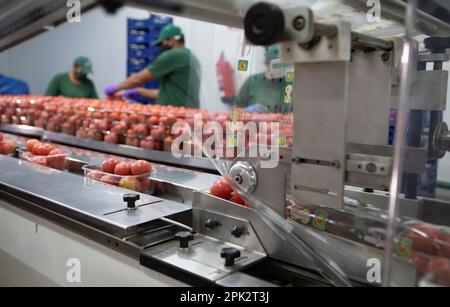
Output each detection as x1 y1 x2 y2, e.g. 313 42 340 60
128 15 173 104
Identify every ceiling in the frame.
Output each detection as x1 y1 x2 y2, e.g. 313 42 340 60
0 0 97 52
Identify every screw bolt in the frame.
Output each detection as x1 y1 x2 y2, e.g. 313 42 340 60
293 16 306 31
366 163 377 173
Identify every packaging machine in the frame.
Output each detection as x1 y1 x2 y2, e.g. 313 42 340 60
1 0 450 287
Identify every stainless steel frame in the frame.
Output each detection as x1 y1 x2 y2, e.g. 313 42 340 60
0 156 189 233
116 0 450 36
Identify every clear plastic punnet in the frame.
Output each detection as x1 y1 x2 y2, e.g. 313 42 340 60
83 164 156 194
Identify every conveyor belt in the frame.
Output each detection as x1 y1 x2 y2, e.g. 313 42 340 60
0 156 190 233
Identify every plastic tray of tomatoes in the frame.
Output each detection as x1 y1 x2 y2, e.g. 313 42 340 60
396 222 450 286
76 127 104 142
82 161 155 194
19 150 68 170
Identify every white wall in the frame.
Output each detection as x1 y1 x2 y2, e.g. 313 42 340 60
0 7 148 99
0 7 267 112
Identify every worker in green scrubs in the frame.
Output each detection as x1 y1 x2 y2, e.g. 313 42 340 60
105 25 200 108
46 56 98 99
236 45 293 114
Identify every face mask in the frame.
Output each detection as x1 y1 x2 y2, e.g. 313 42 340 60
160 45 172 53
76 72 87 81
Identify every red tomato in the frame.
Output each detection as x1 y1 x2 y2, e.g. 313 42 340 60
0 133 3 142
31 143 43 155
407 224 442 256
1 141 16 155
210 179 233 201
32 143 53 156
33 157 48 167
140 137 155 150
100 175 120 186
438 233 450 259
140 178 152 192
104 133 119 144
153 140 163 151
111 122 128 134
49 149 65 156
427 257 450 286
148 116 160 126
127 128 138 136
128 113 140 124
131 160 152 176
39 144 54 156
151 126 166 141
47 149 67 169
166 114 177 126
102 158 119 174
114 162 132 176
133 124 148 136
409 251 430 275
230 191 247 207
87 171 103 181
164 136 173 152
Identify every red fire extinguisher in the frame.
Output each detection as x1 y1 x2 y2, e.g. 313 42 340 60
216 51 235 103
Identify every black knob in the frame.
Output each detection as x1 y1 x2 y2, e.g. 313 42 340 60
231 226 245 238
221 248 241 267
244 2 285 46
424 37 450 52
175 231 194 249
205 219 220 230
123 193 140 210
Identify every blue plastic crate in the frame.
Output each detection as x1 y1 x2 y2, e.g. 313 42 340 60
128 19 153 30
128 48 159 59
129 29 149 36
127 15 172 101
150 15 173 25
128 33 154 44
128 63 149 73
129 57 150 66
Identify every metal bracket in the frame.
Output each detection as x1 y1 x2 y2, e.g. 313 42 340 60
391 70 449 111
280 20 352 63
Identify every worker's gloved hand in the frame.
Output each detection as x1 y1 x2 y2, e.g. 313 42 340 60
105 84 118 96
124 89 140 100
245 104 268 113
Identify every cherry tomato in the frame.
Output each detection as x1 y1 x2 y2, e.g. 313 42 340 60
230 191 247 207
102 158 119 174
1 141 16 155
131 160 152 176
114 162 132 176
210 179 233 201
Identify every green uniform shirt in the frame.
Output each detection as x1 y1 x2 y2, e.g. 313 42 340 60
46 73 98 99
237 73 293 114
148 47 200 108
